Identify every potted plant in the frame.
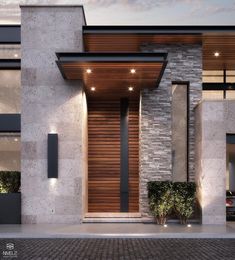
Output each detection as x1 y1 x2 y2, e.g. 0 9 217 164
0 171 21 224
148 181 174 225
173 182 196 224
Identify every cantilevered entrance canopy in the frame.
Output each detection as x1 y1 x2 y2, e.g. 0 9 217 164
56 52 167 99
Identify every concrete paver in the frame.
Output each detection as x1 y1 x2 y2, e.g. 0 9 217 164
0 238 235 260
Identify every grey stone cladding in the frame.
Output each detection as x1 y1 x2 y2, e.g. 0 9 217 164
140 44 202 216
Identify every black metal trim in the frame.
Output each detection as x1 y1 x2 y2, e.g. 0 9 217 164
0 114 21 132
83 25 235 34
172 81 190 182
120 98 129 212
48 133 58 178
55 60 67 79
0 193 21 224
56 52 168 63
0 25 21 44
203 83 235 91
157 61 168 87
0 59 21 70
224 69 227 99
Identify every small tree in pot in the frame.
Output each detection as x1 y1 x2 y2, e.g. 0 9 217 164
0 171 20 193
173 182 196 224
148 181 174 225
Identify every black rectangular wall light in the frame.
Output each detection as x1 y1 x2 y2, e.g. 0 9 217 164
47 133 58 178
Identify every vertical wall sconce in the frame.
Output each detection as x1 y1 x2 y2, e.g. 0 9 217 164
47 133 58 178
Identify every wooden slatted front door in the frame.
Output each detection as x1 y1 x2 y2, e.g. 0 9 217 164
88 99 139 212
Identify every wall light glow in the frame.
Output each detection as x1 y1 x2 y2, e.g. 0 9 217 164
49 178 57 186
86 68 92 74
49 126 57 134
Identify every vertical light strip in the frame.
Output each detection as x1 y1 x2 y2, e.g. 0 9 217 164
120 98 129 212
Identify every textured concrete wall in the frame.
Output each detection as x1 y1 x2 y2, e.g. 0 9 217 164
195 101 225 224
0 70 20 113
140 44 202 216
21 5 86 223
195 100 235 224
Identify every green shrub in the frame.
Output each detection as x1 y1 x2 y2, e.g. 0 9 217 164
173 182 196 224
0 171 21 193
148 181 174 224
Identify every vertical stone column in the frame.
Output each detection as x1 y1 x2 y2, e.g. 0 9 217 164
195 101 226 225
21 5 87 223
140 44 202 216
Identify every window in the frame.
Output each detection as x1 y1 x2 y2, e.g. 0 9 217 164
0 133 20 172
203 70 235 100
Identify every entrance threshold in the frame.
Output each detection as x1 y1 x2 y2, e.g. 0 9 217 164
83 213 142 223
85 213 141 218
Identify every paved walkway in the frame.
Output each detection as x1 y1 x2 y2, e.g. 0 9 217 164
0 222 235 238
0 238 235 259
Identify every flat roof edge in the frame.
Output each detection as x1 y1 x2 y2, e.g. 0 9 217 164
83 25 235 34
56 52 168 63
20 5 87 25
20 5 85 8
56 52 168 57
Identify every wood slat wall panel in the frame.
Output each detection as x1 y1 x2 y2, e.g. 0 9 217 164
88 100 121 212
88 98 139 213
203 35 235 70
84 34 202 52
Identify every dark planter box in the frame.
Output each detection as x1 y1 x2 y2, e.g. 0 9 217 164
0 193 21 224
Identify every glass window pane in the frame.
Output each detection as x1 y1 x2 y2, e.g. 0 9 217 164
0 44 20 59
227 77 235 83
202 90 224 100
226 71 235 76
0 133 20 171
203 76 224 83
0 70 20 113
226 91 235 100
203 70 223 76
